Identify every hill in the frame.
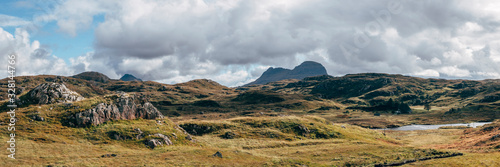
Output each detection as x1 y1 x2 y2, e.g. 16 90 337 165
2 72 500 166
120 74 142 81
245 61 328 86
72 71 111 83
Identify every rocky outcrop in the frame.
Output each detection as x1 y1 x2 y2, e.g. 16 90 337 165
151 133 173 145
145 139 163 149
145 133 173 149
245 61 328 86
73 93 163 127
24 83 84 104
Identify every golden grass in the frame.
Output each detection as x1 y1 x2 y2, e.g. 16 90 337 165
404 152 500 167
384 129 464 148
1 102 455 166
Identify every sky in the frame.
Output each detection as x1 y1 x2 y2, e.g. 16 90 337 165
1 0 500 87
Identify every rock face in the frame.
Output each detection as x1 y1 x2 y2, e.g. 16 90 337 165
245 61 328 86
120 74 142 81
24 83 84 104
72 71 111 83
74 93 163 126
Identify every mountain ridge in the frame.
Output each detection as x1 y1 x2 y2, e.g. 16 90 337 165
245 61 328 86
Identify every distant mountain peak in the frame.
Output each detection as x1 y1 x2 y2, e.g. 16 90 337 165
245 61 328 86
120 74 142 81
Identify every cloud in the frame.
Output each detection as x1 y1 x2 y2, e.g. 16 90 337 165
3 0 500 86
0 28 75 78
0 14 30 27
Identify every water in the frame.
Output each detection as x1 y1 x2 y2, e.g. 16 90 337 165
384 122 492 131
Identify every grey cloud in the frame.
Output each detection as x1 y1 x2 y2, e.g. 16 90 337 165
10 0 500 86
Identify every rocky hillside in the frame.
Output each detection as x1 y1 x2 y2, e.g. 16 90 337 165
445 121 500 151
245 61 328 86
250 73 500 106
1 72 499 166
70 93 164 127
2 71 500 126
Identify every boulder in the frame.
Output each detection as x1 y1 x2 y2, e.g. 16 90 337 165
144 133 173 149
221 131 237 139
150 133 173 146
212 151 223 158
24 83 84 104
73 93 163 126
135 128 144 139
100 154 117 158
146 139 163 149
33 115 45 121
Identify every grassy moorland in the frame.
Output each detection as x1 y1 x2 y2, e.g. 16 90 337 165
1 72 499 166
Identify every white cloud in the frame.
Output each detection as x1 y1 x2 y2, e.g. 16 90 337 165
439 66 471 78
413 69 440 78
0 14 30 27
0 28 74 78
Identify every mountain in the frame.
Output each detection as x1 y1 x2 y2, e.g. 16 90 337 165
120 74 142 81
245 61 328 86
72 71 111 83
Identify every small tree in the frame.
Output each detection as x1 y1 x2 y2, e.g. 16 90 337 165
398 103 412 114
424 104 431 111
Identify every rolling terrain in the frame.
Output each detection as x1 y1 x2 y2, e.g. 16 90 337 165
1 71 499 166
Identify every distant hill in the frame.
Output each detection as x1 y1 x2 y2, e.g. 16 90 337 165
72 71 111 83
245 61 328 86
120 74 142 81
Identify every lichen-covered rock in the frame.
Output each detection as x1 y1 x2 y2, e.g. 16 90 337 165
73 93 163 126
150 133 173 146
144 133 173 149
145 139 163 149
24 83 84 104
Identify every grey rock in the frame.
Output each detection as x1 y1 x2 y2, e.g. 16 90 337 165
150 133 173 146
221 131 237 139
134 128 144 139
146 139 163 149
144 133 173 149
33 115 45 121
100 154 117 158
213 151 223 158
74 93 163 126
24 83 84 104
298 124 310 135
171 133 177 139
186 134 193 141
